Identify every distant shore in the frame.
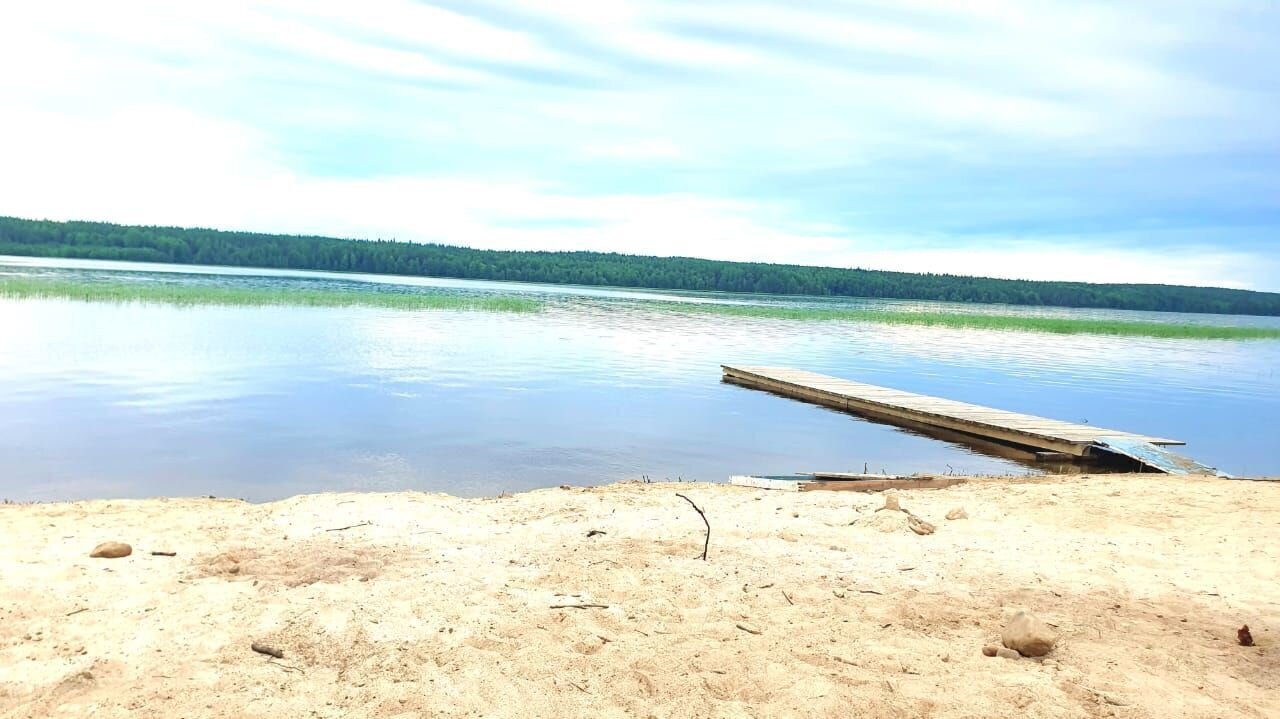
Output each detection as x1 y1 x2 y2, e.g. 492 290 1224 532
6 215 1280 316
2 474 1274 717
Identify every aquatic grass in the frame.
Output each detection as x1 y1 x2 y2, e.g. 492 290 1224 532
6 275 1277 339
667 302 1280 340
0 277 542 313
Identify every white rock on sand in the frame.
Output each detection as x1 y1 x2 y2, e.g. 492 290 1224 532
1 473 1276 718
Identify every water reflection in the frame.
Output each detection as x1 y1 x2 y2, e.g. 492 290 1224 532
2 257 1278 501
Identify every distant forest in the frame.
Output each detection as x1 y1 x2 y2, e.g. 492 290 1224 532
3 216 1278 316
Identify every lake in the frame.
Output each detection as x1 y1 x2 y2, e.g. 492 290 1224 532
3 256 1278 501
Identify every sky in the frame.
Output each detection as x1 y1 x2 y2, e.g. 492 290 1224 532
1 1 1278 290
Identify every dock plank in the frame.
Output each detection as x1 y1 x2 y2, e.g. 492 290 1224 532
722 365 1182 457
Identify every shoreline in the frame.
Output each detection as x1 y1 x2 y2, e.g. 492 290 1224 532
2 473 1276 717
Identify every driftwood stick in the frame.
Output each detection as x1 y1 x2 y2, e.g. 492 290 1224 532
251 642 285 658
550 603 610 609
675 493 710 561
324 521 371 532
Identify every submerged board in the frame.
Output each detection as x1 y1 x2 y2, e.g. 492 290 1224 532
729 474 968 492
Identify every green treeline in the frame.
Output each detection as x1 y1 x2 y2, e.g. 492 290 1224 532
3 216 1278 316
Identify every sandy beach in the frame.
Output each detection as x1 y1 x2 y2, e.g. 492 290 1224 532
1 474 1276 718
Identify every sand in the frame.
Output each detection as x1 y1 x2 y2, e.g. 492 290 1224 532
1 474 1276 718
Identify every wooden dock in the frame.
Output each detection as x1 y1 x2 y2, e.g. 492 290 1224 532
722 365 1184 458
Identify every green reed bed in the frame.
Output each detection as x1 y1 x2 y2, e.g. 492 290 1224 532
0 277 541 313
669 302 1280 339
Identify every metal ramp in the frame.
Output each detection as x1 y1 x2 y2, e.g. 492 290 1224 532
1092 437 1225 476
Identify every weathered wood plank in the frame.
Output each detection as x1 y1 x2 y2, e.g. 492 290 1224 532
729 474 968 492
799 476 968 492
722 365 1183 457
729 475 802 491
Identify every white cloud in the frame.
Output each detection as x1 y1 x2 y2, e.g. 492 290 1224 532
0 1 1276 291
2 103 1273 289
581 138 683 160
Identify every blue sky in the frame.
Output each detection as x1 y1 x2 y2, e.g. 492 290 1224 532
2 1 1278 289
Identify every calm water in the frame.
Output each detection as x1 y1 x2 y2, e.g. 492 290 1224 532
3 256 1278 501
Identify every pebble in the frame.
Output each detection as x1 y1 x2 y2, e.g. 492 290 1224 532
982 645 998 657
945 507 968 520
1238 625 1254 647
89 542 132 559
1001 611 1058 657
996 648 1021 659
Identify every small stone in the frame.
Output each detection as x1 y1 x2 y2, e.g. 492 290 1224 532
89 542 132 559
1238 625 1253 647
945 507 968 520
996 648 1021 659
1001 611 1058 657
907 514 935 536
982 644 998 657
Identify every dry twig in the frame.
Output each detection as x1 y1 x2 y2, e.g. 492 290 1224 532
675 493 710 560
324 521 371 532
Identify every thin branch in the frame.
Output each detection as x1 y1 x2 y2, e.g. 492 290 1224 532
675 493 710 561
324 521 371 532
550 603 610 609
